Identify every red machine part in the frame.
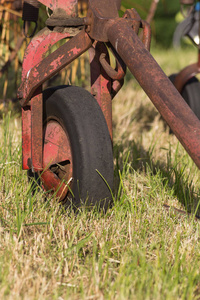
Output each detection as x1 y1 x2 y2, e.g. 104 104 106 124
174 51 200 93
41 120 73 200
19 30 92 171
20 28 73 171
19 0 200 201
39 0 78 16
18 30 92 105
89 42 113 139
21 29 71 82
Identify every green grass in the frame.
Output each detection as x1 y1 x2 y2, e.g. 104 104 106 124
0 46 200 299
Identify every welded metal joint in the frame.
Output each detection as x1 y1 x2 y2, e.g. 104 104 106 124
85 2 151 51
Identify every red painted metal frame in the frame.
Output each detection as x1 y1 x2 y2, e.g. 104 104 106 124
22 106 31 170
39 0 78 16
89 42 113 139
20 28 72 170
31 89 43 170
19 0 200 200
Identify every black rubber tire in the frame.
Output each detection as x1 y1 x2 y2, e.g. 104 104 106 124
169 74 200 119
42 85 113 210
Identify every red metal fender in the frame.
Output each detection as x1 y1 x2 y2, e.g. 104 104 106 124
18 30 92 106
174 51 200 92
21 28 71 82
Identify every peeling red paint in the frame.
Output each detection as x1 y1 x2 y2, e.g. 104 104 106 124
21 29 70 82
72 47 81 55
49 54 65 68
19 30 92 105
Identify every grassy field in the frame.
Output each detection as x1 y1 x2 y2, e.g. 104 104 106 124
0 46 200 299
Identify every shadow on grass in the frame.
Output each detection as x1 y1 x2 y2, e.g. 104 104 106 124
113 139 200 218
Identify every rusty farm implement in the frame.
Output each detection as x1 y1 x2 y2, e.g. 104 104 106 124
17 0 200 209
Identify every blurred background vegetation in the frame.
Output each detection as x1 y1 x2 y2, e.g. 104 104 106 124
0 0 186 102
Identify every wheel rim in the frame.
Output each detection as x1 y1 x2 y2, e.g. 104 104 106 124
42 119 73 198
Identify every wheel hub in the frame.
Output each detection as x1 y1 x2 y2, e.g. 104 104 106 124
42 120 73 199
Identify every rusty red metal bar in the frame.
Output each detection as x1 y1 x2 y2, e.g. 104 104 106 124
31 89 43 171
89 42 113 139
22 89 43 171
22 106 31 170
106 18 200 169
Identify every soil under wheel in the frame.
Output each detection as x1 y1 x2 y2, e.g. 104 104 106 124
31 85 114 210
169 74 200 119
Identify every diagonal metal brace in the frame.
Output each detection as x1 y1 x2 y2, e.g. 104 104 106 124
18 29 92 106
